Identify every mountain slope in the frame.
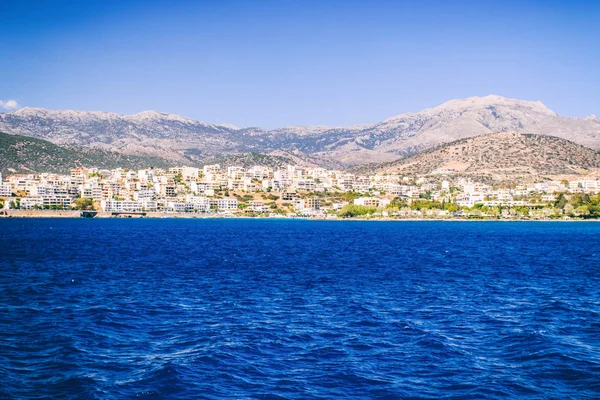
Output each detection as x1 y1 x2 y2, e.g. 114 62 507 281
1 95 599 166
195 153 308 169
364 132 600 178
0 131 173 174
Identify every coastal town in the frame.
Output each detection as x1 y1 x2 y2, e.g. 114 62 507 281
1 164 600 220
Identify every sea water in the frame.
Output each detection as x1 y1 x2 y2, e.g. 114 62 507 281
1 219 599 398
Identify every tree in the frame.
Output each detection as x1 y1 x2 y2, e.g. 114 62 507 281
575 205 590 217
340 191 362 201
572 193 590 207
73 197 94 210
391 197 408 208
174 172 184 184
554 193 568 209
337 204 376 218
514 206 530 217
411 199 444 210
443 202 459 212
564 203 574 216
419 191 432 200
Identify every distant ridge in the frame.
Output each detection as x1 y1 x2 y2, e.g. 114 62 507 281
0 131 312 175
1 95 599 167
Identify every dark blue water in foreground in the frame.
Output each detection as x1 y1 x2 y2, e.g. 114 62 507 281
1 219 599 399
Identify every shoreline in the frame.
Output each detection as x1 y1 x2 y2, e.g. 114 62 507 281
0 210 595 222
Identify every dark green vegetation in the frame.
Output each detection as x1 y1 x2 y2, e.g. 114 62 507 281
551 192 600 218
338 204 377 217
72 197 95 210
196 153 298 169
0 131 173 174
406 199 460 212
335 193 600 220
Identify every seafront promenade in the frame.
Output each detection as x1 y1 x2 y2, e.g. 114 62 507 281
1 209 584 221
0 210 234 219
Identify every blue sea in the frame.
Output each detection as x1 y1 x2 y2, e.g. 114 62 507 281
1 219 599 399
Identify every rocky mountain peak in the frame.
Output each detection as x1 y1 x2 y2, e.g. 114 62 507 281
383 95 556 123
433 94 555 115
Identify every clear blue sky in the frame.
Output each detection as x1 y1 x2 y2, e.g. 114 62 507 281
1 0 598 128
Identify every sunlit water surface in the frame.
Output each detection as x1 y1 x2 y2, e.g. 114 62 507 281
1 219 599 399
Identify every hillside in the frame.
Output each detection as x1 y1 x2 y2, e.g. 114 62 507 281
359 132 600 179
0 131 313 174
0 131 173 174
1 95 598 166
196 152 310 169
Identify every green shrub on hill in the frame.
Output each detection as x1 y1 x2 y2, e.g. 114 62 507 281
338 204 376 217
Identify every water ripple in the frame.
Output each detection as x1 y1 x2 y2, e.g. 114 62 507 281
1 219 599 399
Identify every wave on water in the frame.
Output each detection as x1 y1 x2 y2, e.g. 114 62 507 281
1 219 599 398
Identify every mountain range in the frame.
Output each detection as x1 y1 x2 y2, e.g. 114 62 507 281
0 95 599 168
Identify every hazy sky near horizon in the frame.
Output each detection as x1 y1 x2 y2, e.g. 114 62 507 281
1 0 598 128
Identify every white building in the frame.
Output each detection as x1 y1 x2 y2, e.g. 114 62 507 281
133 189 155 201
248 200 269 213
0 184 12 197
354 197 381 207
294 179 316 191
101 200 143 212
210 198 238 211
20 195 72 210
166 202 208 213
